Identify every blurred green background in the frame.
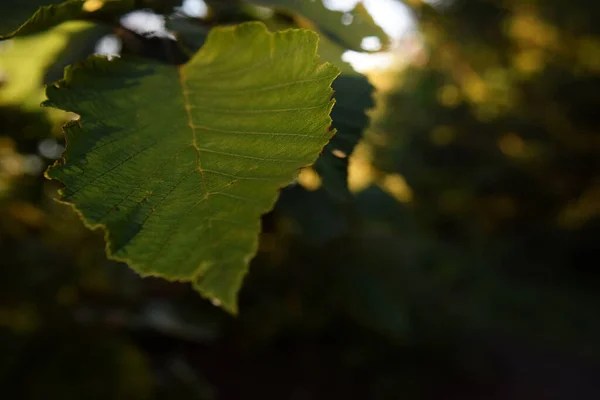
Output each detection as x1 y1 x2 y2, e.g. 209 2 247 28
2 0 600 398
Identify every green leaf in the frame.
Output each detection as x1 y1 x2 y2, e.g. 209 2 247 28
45 22 339 313
168 16 375 200
249 0 389 52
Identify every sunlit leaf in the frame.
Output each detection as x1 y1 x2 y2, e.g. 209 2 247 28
168 15 375 201
45 22 339 313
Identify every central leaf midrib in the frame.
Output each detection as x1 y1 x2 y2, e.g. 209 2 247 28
177 65 216 268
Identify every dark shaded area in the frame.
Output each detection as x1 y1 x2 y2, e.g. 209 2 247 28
0 0 64 35
2 0 600 399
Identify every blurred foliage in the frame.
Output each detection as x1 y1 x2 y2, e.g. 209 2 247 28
0 20 108 138
2 0 600 399
1 0 187 39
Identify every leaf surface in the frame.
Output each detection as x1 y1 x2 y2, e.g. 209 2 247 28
45 22 339 312
167 16 375 200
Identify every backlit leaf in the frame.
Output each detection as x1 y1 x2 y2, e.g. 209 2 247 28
45 22 339 313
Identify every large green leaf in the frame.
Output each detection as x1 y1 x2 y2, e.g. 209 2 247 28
45 22 339 313
249 0 388 52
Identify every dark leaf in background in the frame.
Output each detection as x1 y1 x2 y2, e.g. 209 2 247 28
248 0 389 52
0 0 64 35
1 0 134 39
1 0 184 39
316 74 374 200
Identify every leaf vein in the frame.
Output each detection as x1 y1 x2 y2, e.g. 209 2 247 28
184 75 334 95
64 139 160 198
186 103 329 114
203 169 281 181
196 147 305 163
189 124 319 138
